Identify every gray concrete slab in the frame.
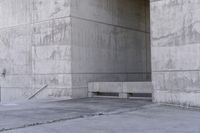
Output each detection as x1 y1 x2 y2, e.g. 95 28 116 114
0 98 152 132
1 98 200 133
5 106 200 133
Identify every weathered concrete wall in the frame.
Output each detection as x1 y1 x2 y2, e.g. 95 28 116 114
70 0 151 98
151 0 200 106
0 0 150 102
0 0 71 102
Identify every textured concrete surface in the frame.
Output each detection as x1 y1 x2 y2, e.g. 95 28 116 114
88 82 152 98
151 0 200 106
0 0 72 102
0 98 152 132
70 0 151 98
0 0 151 102
1 98 200 133
2 0 200 108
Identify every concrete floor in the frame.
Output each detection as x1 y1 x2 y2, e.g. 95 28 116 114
0 98 200 133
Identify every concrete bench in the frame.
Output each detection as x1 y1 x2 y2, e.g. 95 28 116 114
88 82 152 99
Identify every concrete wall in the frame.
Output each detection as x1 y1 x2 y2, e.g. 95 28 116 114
70 0 151 98
151 0 200 107
0 0 72 102
0 0 150 102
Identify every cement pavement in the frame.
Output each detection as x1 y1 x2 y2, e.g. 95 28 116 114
0 98 200 133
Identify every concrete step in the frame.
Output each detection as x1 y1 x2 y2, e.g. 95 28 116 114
88 82 152 99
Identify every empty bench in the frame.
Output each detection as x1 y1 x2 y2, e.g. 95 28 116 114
88 82 152 99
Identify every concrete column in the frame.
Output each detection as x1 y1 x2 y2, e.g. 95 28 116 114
151 0 200 107
0 0 72 102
